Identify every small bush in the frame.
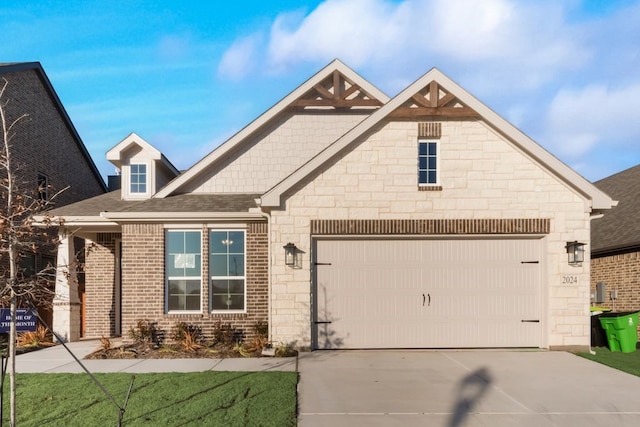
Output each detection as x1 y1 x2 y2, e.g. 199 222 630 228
17 324 53 348
212 321 242 346
248 321 268 351
128 319 160 345
170 322 204 352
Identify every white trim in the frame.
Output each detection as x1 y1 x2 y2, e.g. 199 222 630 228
154 59 389 198
165 229 204 313
209 229 247 314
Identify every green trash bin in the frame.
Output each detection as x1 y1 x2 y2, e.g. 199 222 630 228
599 311 639 353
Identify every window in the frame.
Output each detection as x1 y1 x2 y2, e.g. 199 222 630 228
210 230 245 312
166 230 202 312
130 164 147 194
37 172 48 200
418 141 438 185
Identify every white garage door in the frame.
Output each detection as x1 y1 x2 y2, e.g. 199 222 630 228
313 238 543 349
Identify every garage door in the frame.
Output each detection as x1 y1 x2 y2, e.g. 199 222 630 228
313 238 543 349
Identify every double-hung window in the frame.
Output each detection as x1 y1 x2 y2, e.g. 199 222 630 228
130 163 147 194
166 230 202 312
210 230 246 312
418 140 438 185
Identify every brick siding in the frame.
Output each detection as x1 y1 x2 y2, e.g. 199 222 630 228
99 221 270 343
591 251 640 339
84 233 120 337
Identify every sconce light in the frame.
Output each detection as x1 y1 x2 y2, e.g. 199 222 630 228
565 241 585 266
283 243 297 267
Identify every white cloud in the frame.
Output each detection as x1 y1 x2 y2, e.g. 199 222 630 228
217 34 262 80
545 83 640 159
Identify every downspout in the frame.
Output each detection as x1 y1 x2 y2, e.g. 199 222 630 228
255 205 272 342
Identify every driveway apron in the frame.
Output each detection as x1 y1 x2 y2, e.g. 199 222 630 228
297 350 640 427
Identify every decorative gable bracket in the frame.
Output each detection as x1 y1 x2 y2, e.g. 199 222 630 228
389 80 480 120
290 70 384 110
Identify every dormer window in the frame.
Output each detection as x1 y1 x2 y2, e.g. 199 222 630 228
130 164 147 194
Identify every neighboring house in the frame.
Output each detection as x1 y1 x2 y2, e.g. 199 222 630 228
47 60 614 351
591 165 640 321
0 62 107 330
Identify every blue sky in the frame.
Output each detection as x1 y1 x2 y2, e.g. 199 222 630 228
2 0 639 182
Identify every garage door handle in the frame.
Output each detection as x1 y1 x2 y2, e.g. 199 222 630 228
315 321 332 324
521 319 540 323
423 293 431 307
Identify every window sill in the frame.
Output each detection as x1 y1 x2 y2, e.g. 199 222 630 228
418 185 443 191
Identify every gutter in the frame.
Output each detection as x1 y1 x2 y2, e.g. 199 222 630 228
100 211 265 222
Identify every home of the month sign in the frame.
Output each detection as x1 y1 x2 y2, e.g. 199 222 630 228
0 308 37 333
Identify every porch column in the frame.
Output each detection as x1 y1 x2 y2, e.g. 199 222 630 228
52 233 80 342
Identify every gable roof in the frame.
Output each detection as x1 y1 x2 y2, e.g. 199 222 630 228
592 164 640 255
260 67 614 211
0 62 107 192
106 132 179 175
154 59 389 198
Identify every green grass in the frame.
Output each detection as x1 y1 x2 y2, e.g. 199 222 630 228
1 371 297 426
578 346 640 377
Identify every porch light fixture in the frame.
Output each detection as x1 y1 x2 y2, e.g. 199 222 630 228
283 243 297 267
565 241 585 266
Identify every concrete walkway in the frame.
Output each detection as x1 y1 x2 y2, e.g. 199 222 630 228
14 339 297 373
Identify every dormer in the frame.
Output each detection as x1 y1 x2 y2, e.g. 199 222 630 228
106 133 180 200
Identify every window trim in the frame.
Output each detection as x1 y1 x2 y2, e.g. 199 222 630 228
165 229 203 314
209 229 247 314
129 162 150 196
418 140 440 187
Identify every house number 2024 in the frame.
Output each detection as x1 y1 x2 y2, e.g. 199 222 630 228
562 276 578 284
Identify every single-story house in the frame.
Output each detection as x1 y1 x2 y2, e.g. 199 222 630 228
591 165 640 320
46 60 614 351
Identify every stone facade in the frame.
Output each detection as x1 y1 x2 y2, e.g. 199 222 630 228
269 120 592 350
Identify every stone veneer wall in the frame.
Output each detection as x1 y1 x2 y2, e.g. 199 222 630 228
269 120 592 350
591 251 640 338
118 222 268 343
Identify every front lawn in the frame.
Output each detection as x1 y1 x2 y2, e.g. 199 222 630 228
1 371 297 426
578 346 640 377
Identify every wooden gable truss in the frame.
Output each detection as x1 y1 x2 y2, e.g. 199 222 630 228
290 70 384 110
389 80 480 120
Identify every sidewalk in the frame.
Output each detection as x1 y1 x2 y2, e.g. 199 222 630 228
14 340 297 373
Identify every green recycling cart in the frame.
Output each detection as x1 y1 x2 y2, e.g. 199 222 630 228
599 311 639 353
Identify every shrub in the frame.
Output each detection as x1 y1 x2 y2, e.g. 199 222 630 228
170 322 204 352
128 319 161 346
17 324 53 348
212 321 242 347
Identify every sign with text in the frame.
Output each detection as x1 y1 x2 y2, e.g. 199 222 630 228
0 308 37 333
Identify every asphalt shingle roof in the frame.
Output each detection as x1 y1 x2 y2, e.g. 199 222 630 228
47 191 261 217
592 164 640 255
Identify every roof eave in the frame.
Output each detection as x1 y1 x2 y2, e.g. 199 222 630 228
100 211 265 222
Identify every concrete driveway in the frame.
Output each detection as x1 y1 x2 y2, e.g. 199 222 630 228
297 350 640 427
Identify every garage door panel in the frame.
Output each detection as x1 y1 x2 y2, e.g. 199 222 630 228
314 238 543 349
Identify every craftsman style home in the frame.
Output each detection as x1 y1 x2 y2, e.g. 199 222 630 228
48 60 613 350
0 62 106 328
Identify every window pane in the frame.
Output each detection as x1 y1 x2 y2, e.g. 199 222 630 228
428 157 437 170
228 295 244 310
229 279 244 293
419 171 427 184
167 232 184 253
228 255 244 276
211 279 227 293
228 231 244 253
428 171 437 183
210 254 228 276
210 231 226 253
419 157 428 169
418 142 428 156
185 232 201 253
427 142 437 155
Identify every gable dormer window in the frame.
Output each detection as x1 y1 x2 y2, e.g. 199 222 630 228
130 163 147 194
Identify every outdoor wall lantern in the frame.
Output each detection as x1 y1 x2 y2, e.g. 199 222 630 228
283 243 298 267
565 241 585 266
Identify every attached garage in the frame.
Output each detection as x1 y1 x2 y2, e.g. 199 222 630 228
313 238 544 349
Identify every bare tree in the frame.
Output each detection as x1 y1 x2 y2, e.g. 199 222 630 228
0 77 66 427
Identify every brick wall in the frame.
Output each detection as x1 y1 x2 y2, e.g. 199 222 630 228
1 69 104 205
85 233 120 337
116 221 268 343
591 251 640 338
